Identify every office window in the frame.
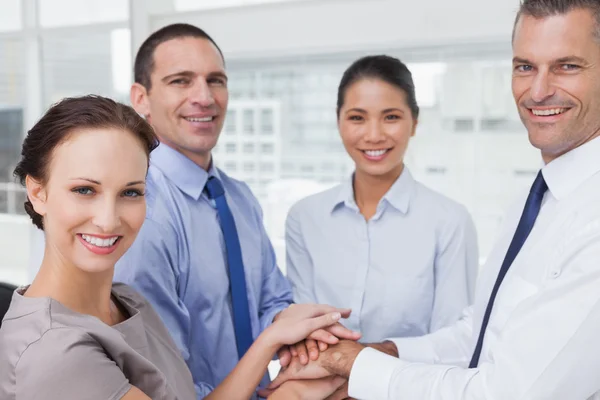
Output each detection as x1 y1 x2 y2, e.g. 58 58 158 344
243 162 255 172
243 142 255 154
39 0 128 27
224 162 237 172
224 109 237 135
260 162 274 172
260 143 274 154
243 109 255 134
0 0 22 32
260 109 274 134
225 143 237 153
41 28 131 106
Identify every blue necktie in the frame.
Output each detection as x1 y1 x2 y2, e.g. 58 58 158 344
205 176 253 358
469 170 548 368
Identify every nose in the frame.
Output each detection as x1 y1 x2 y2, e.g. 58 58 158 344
530 69 556 103
92 198 121 233
189 79 215 108
364 121 386 143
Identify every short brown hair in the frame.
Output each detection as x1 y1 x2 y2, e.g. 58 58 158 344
13 95 158 230
513 0 600 42
134 23 224 91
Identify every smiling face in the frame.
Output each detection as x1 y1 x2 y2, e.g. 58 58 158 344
27 127 148 274
130 36 228 170
338 78 417 180
512 8 600 162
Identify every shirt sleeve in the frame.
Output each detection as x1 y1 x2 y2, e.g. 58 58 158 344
430 206 479 333
16 328 132 400
285 203 318 304
350 219 600 400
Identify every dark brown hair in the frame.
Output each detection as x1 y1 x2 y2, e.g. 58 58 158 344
13 95 158 230
134 23 224 91
337 55 420 120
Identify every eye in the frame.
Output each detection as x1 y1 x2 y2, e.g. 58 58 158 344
348 115 363 121
514 64 533 73
170 78 190 85
208 77 226 86
385 114 400 121
72 187 94 196
560 64 580 71
122 189 144 198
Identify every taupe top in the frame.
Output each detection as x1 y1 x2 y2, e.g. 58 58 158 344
0 283 196 399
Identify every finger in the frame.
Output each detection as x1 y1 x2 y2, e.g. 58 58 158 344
295 341 309 365
318 341 329 351
277 347 291 368
308 328 339 344
305 339 319 361
290 345 298 357
326 323 362 340
305 305 352 319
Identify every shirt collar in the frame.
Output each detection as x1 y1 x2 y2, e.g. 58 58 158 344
150 143 219 201
542 135 600 201
331 167 415 214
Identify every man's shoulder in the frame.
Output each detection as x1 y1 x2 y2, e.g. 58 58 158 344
217 168 261 208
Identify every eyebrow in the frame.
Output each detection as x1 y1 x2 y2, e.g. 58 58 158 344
512 56 588 64
345 107 405 114
161 70 228 83
70 178 145 186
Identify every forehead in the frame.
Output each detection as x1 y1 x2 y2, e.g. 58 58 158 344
344 78 409 107
151 37 225 77
513 10 599 60
49 127 147 178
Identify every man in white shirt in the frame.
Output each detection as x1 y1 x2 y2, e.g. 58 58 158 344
263 1 600 399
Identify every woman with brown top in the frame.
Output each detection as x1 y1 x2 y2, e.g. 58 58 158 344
0 95 349 400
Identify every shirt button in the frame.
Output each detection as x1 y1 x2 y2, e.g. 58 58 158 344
550 270 561 278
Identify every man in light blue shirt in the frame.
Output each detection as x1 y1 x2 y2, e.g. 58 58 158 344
113 24 294 397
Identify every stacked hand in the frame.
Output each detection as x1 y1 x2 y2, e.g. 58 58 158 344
273 304 362 367
262 340 399 399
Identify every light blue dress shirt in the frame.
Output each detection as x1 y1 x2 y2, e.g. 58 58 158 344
114 143 293 398
286 168 478 343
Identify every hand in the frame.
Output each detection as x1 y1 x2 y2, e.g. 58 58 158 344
269 340 366 389
263 304 354 353
274 304 362 367
258 376 346 400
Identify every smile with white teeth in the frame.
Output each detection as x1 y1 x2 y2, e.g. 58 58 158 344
363 149 389 157
530 108 567 116
81 234 119 248
185 116 214 122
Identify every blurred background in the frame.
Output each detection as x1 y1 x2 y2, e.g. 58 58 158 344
0 0 540 285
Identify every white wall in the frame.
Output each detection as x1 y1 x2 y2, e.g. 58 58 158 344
0 214 32 285
151 0 521 59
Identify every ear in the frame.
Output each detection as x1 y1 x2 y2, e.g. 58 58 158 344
130 83 151 118
25 175 47 217
410 119 418 137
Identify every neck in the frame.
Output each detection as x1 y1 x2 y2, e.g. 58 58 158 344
27 244 115 324
159 137 212 171
353 163 404 219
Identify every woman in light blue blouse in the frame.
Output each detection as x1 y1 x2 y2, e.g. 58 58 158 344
286 55 479 344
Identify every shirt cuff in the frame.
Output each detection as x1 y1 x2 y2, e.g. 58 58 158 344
388 336 437 363
348 347 408 400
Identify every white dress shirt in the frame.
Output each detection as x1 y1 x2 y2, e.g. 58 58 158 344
349 136 600 400
286 167 479 342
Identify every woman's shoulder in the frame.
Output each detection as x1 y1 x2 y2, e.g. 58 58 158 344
288 183 346 218
412 180 472 221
